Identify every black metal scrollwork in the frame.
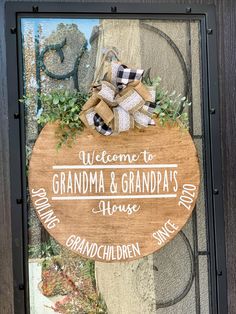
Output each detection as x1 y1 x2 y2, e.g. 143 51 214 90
39 38 87 90
155 231 195 309
135 231 195 310
141 22 190 115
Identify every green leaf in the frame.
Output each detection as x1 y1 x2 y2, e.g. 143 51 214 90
69 99 75 106
60 96 65 103
53 97 59 105
161 103 168 110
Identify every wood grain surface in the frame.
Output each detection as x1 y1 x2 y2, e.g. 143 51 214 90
29 123 200 261
1 0 236 312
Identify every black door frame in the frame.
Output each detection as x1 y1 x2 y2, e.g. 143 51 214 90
5 2 227 313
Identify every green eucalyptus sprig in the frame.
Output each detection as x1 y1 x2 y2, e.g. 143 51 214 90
155 89 191 128
21 90 88 149
142 72 191 128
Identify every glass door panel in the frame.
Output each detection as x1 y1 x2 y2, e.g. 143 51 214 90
20 17 209 313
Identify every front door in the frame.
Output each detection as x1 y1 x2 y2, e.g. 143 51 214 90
6 3 227 313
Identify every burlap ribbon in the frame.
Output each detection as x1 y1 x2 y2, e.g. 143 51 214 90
79 61 157 136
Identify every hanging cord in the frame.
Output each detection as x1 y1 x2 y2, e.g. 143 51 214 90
91 48 120 89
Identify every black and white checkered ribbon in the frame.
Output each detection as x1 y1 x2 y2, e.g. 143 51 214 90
116 64 144 90
94 113 113 136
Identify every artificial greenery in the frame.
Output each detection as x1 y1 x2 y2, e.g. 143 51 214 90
154 88 191 128
39 89 88 148
21 89 88 149
143 70 191 128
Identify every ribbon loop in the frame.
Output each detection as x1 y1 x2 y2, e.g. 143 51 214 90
113 107 134 134
94 100 114 125
97 81 117 106
116 89 144 114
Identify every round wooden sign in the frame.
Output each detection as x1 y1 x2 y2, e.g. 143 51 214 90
29 122 200 262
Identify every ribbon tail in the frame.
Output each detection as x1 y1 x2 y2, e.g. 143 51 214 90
133 111 155 128
94 113 113 136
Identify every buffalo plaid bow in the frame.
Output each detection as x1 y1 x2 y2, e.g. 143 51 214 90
93 63 146 134
80 61 156 136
